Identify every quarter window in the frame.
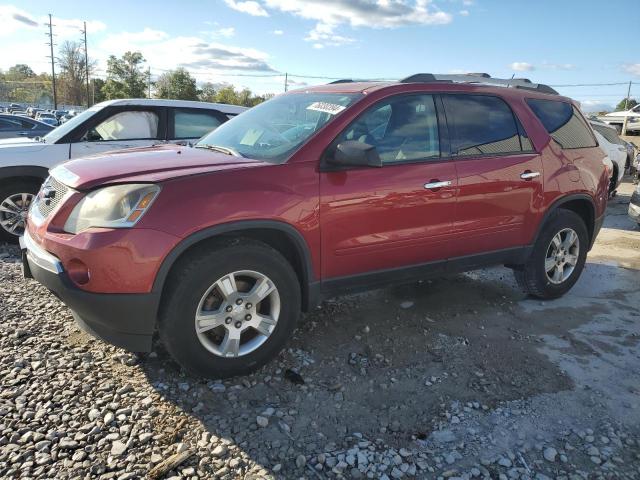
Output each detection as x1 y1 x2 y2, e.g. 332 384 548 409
526 99 596 149
337 94 440 164
173 109 224 139
87 111 159 141
443 94 524 156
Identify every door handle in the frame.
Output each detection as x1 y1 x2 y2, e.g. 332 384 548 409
424 180 452 190
520 171 540 180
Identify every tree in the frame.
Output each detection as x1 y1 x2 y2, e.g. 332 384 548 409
6 64 35 80
155 68 198 100
205 84 269 107
615 98 638 111
91 78 106 104
57 41 96 106
198 82 218 103
102 51 147 99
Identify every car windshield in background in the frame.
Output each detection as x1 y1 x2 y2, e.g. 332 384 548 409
43 106 99 143
196 92 363 163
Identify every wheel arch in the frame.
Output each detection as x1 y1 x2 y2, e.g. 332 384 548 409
152 220 319 312
534 194 597 250
0 166 49 188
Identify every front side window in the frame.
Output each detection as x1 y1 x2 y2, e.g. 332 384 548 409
173 109 223 139
196 92 362 163
0 118 21 131
336 94 440 164
86 111 159 141
526 99 596 149
443 94 523 156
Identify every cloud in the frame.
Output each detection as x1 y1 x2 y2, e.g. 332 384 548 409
459 9 469 16
183 43 277 72
224 0 269 16
0 5 40 36
510 62 535 72
223 0 453 48
103 28 168 45
580 100 614 113
12 13 38 27
272 29 284 35
541 62 575 70
623 64 640 76
0 5 105 38
216 27 236 37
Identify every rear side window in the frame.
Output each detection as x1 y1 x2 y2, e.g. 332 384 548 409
173 108 224 139
0 118 21 130
526 99 596 149
442 94 525 156
591 123 625 146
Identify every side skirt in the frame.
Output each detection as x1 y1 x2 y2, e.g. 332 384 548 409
318 246 532 300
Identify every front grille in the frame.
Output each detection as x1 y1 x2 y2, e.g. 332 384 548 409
36 176 68 219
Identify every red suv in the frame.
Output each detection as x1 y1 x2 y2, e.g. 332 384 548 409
21 74 609 378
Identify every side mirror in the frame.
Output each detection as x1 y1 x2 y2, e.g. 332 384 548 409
328 140 382 168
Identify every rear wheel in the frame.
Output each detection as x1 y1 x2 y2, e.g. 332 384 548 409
515 209 588 299
159 239 300 378
0 180 40 243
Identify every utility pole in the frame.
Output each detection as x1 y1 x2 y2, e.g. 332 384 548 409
147 67 151 98
624 80 632 110
82 21 90 107
46 14 57 109
284 72 288 92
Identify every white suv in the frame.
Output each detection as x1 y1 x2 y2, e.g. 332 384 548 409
0 98 246 241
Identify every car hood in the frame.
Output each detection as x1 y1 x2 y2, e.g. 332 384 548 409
55 144 271 190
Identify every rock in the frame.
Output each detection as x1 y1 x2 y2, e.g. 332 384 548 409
498 457 512 468
111 441 127 456
256 416 269 427
296 454 306 468
212 445 227 457
400 301 414 309
543 447 557 462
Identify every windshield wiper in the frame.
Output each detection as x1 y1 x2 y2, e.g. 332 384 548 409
195 144 242 157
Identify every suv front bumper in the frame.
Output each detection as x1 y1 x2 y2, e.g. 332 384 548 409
20 230 159 352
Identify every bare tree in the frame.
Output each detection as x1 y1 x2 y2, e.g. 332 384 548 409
57 41 95 106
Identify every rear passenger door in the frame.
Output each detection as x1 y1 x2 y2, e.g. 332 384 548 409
168 108 227 144
442 94 544 258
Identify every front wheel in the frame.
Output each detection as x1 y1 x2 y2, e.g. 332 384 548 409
515 209 588 299
159 239 300 378
0 180 40 243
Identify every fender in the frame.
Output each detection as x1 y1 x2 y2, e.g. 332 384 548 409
151 220 320 310
531 193 597 248
0 165 49 182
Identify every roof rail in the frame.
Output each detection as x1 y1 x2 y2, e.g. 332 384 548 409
399 73 558 95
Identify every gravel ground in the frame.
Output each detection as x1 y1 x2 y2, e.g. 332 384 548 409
1 179 639 480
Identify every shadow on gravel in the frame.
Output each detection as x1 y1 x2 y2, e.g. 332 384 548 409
131 261 636 474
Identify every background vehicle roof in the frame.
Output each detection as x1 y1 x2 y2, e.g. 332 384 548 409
93 98 248 115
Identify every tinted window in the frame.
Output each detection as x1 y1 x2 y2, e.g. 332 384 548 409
337 94 440 164
0 118 21 130
592 124 625 146
443 94 523 156
173 109 223 139
526 99 596 149
87 111 159 141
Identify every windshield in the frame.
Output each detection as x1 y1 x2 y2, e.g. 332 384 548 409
196 92 363 163
43 105 101 143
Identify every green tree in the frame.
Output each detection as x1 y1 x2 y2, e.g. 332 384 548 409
615 98 638 111
91 78 106 104
155 68 198 100
198 82 218 103
6 64 35 80
102 51 147 99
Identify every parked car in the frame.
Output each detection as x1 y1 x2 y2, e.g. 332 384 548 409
599 103 640 134
20 74 609 378
589 120 626 194
0 114 53 140
35 112 59 126
629 182 640 224
0 98 246 240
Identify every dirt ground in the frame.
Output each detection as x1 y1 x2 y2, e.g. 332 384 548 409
1 179 639 479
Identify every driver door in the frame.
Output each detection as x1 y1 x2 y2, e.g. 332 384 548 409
70 107 165 158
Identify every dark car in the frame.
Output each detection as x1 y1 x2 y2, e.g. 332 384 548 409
22 73 609 378
0 114 53 140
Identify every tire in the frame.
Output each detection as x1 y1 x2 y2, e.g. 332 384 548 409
159 239 301 378
0 180 40 243
514 209 588 299
608 165 618 195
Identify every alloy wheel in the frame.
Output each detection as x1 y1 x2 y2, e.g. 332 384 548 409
0 193 34 237
545 228 579 284
194 270 280 358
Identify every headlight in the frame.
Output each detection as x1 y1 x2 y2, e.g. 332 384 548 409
64 184 160 234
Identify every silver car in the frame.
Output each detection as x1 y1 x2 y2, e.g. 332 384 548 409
0 114 53 139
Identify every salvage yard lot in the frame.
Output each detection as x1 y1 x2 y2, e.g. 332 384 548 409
1 180 639 479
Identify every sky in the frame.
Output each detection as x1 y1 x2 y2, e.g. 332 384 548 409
0 0 638 111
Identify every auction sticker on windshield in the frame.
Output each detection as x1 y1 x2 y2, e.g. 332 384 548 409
307 102 347 115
